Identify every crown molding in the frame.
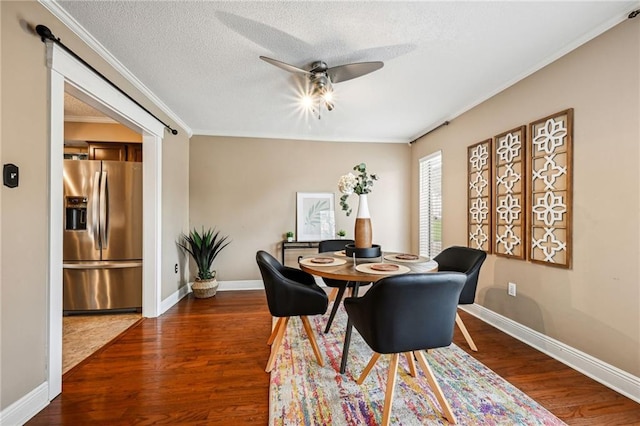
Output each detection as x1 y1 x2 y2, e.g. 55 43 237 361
411 4 637 142
39 0 193 137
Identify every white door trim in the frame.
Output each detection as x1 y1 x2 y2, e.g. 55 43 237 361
46 42 164 400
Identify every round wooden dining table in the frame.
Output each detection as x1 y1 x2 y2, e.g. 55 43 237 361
299 251 438 282
299 251 438 374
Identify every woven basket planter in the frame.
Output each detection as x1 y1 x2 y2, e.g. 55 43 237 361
191 278 219 299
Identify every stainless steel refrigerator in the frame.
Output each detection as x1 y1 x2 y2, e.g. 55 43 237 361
63 159 143 312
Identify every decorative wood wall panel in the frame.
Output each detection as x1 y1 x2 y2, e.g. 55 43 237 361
528 109 573 268
493 126 526 259
467 139 492 252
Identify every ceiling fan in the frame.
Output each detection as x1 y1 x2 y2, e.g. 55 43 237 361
259 56 383 117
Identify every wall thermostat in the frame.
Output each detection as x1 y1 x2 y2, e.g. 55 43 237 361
3 163 19 188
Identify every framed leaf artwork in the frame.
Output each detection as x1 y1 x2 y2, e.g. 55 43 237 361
296 192 336 241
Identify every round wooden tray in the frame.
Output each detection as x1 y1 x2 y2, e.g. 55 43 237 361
383 254 431 263
299 257 347 267
355 263 410 275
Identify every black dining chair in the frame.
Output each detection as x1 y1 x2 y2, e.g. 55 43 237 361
433 246 487 352
256 250 329 373
344 272 466 425
318 239 365 333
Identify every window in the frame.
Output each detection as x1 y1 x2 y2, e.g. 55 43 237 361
419 151 442 258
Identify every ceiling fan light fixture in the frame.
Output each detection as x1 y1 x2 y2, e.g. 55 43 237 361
260 55 383 120
301 94 315 110
321 89 333 104
321 89 334 111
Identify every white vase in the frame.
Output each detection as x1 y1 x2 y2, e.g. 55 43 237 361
355 194 372 248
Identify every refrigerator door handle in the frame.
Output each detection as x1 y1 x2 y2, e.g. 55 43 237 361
63 261 143 269
92 171 101 250
100 170 109 249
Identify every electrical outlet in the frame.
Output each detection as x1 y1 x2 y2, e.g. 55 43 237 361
175 264 178 274
508 282 517 297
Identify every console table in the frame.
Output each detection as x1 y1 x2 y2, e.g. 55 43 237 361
281 240 320 263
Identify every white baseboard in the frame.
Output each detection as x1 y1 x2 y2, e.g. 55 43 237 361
157 280 266 316
159 284 192 315
218 279 264 291
0 382 48 426
461 304 640 404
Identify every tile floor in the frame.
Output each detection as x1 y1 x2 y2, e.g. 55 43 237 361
63 313 141 374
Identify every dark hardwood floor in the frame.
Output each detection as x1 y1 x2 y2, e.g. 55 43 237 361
29 290 640 425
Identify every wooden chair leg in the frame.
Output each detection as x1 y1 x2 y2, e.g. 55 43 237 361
301 316 324 367
415 351 457 424
267 317 284 345
381 353 400 426
356 352 381 384
405 352 417 377
328 287 338 302
265 317 289 373
455 312 478 352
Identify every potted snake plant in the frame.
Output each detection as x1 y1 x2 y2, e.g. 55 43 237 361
178 227 231 298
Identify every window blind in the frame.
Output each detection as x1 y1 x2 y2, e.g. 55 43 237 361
419 152 443 258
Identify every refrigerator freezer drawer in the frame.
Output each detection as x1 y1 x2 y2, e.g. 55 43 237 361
63 262 142 312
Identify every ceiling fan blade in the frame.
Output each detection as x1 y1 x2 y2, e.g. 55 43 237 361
259 56 311 75
328 61 384 83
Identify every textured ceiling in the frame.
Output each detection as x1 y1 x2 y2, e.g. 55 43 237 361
51 1 637 143
64 92 113 122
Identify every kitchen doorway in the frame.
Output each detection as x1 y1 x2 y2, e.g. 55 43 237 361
62 92 144 373
47 42 165 400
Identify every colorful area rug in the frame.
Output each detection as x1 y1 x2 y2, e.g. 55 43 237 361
269 304 565 425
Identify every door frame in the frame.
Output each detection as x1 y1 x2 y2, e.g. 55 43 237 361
46 42 165 399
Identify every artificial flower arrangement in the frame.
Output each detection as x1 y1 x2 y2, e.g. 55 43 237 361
338 163 379 216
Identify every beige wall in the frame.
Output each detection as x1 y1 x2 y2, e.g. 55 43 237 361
1 1 51 408
64 121 142 142
189 136 411 282
0 1 189 409
162 135 190 299
411 19 640 376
